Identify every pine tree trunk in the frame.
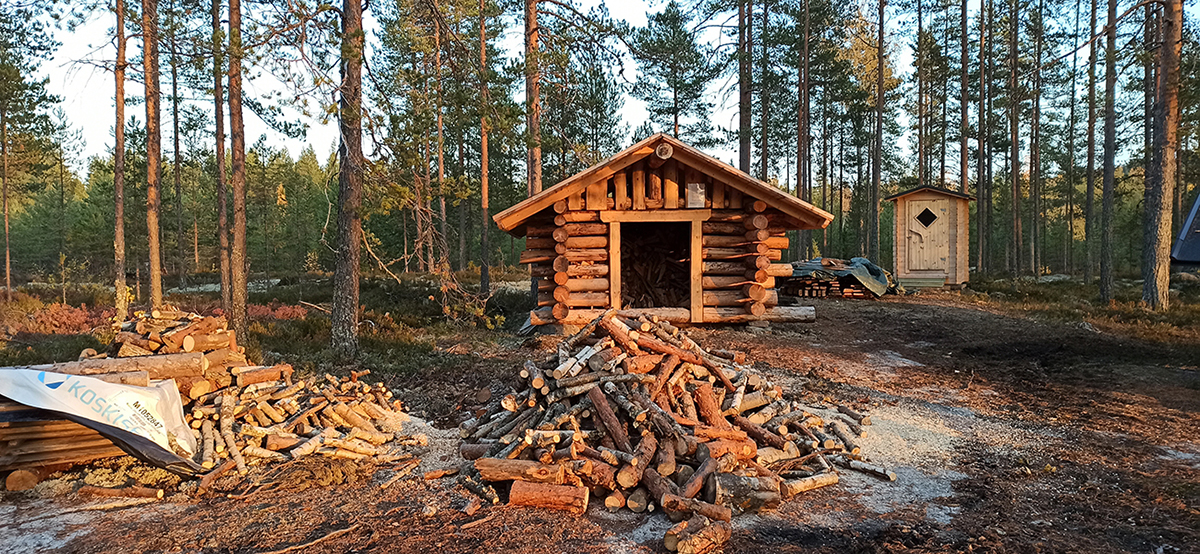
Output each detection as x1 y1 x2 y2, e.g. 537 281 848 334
479 0 491 296
917 0 924 188
171 25 185 288
960 0 969 194
977 2 989 274
1085 0 1098 283
738 0 751 172
1031 0 1043 274
1098 0 1117 301
114 0 128 318
1065 0 1081 275
759 0 770 181
435 15 447 266
213 0 230 314
1143 0 1180 309
143 0 164 308
525 0 542 196
870 0 884 262
332 0 364 361
1008 0 1021 275
2 110 9 302
228 0 249 336
800 0 810 258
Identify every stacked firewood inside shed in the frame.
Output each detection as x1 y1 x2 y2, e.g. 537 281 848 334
621 222 690 309
457 310 890 553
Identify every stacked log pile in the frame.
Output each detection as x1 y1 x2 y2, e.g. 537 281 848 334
781 277 875 299
182 367 424 478
457 310 889 553
1 309 424 490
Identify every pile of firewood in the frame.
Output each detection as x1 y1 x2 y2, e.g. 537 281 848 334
108 307 252 401
456 310 890 553
782 277 876 299
184 366 425 481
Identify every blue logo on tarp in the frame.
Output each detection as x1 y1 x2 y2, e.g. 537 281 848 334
38 371 66 389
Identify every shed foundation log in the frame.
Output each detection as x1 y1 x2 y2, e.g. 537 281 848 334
701 307 815 324
508 480 589 514
701 290 778 307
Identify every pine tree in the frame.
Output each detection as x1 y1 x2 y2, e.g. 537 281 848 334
631 1 718 146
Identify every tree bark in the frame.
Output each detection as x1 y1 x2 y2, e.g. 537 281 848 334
1031 0 1043 274
212 0 230 314
1098 0 1117 301
525 0 542 196
977 0 989 273
1085 0 1098 283
228 0 248 336
870 0 884 261
143 0 164 308
917 0 924 188
959 0 969 194
738 0 751 172
332 0 364 361
1009 0 1022 275
114 0 128 318
1143 0 1180 309
759 0 770 181
2 109 8 302
479 0 491 295
171 19 184 288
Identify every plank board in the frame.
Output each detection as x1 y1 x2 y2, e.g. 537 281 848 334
586 181 607 211
632 164 646 210
663 161 679 209
609 222 622 309
614 172 630 210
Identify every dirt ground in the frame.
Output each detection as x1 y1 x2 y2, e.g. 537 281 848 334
3 293 1198 553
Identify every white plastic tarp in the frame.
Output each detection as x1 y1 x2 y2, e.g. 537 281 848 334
0 370 196 457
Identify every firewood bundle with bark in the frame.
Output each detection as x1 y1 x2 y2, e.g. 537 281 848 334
184 367 424 477
456 309 889 553
105 306 254 401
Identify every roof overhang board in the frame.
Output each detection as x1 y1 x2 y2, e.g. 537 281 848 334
494 140 659 234
669 146 833 230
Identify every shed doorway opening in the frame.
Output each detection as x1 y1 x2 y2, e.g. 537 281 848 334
620 222 691 308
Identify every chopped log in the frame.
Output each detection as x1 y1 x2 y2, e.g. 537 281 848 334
460 442 491 461
655 438 677 476
182 331 233 353
834 457 896 481
235 364 294 388
616 431 658 488
703 438 757 461
692 383 731 428
673 514 731 554
731 415 788 450
836 405 871 425
78 485 164 499
5 352 208 380
114 331 162 352
828 420 861 455
706 473 781 513
605 489 626 512
661 493 733 522
622 354 664 375
626 487 651 513
474 458 566 485
508 481 589 515
781 472 839 497
681 453 737 499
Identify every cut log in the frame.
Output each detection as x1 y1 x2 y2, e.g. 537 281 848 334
3 352 208 380
616 431 658 488
836 405 871 425
508 481 589 515
78 485 163 499
781 472 839 497
701 306 815 323
235 364 294 388
626 487 651 513
673 514 731 554
182 331 233 353
605 489 626 512
706 473 781 513
661 493 733 522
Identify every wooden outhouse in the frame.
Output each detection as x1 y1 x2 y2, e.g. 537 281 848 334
886 186 973 288
494 134 834 327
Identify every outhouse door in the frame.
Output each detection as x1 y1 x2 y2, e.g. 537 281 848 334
907 199 949 271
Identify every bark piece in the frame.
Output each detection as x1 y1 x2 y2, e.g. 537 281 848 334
508 480 589 515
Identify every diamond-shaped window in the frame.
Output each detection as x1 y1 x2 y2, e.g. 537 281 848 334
916 208 938 228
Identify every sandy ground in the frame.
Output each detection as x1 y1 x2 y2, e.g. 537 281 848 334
1 293 1197 553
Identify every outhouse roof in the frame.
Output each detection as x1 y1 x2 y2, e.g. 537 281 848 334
885 185 975 202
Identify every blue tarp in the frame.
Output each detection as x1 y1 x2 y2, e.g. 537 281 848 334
789 257 896 297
